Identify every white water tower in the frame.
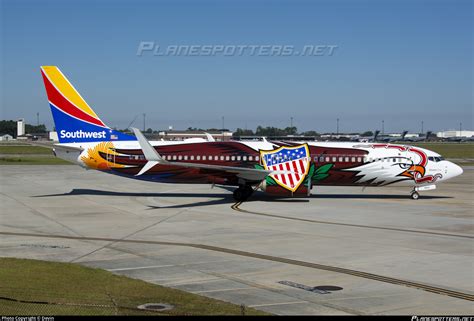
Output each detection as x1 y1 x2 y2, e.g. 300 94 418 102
17 119 25 137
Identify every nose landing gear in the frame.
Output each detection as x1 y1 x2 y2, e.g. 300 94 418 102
410 184 436 200
410 191 420 200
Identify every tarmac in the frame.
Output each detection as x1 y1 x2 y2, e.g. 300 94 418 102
0 165 473 315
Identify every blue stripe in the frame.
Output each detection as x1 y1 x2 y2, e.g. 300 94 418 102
50 104 135 143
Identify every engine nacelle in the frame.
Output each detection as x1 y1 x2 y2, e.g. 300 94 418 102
260 180 311 197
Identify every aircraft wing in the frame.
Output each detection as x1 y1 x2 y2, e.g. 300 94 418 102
130 128 289 182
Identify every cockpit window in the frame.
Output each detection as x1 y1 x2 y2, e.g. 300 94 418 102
428 156 445 162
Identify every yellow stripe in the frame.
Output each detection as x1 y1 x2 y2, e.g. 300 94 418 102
41 66 99 119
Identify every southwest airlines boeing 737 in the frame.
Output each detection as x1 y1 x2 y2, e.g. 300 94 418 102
40 66 463 201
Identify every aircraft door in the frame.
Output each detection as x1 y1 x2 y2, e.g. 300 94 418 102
106 145 116 168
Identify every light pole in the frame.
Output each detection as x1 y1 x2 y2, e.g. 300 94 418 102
421 121 424 135
222 116 225 141
336 118 339 136
382 120 384 135
143 113 146 132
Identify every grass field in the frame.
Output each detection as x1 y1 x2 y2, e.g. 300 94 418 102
0 145 72 165
0 156 71 165
0 258 268 316
0 145 53 154
410 143 474 159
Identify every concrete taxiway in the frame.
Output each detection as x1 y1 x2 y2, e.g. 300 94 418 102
0 165 473 315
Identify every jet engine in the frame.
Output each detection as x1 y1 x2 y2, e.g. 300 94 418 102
260 180 311 197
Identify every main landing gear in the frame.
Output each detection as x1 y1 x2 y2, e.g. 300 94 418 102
233 185 254 202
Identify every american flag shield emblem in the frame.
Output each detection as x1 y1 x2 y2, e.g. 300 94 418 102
260 144 311 192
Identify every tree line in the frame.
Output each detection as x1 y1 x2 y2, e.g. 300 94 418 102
0 120 47 137
233 127 374 137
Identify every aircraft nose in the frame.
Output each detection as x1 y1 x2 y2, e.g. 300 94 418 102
447 162 463 179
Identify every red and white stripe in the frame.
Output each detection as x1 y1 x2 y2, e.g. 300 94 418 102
269 157 308 189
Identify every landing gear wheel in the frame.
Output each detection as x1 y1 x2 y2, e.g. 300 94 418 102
233 188 244 202
233 186 254 202
411 191 420 200
243 186 254 199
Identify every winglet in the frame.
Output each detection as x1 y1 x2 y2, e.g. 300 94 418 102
130 127 168 176
204 132 215 142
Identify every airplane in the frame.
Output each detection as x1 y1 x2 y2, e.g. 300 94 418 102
377 131 409 143
358 130 379 143
40 66 464 201
404 131 432 142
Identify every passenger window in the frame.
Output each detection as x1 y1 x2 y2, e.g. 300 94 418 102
248 156 253 161
332 157 337 162
237 156 241 161
325 156 330 162
243 156 247 161
351 157 355 162
184 155 188 160
357 157 362 162
197 155 201 160
225 156 230 161
190 155 194 160
178 155 183 160
202 155 206 161
231 156 235 161
338 157 343 162
255 156 259 161
173 155 177 160
220 155 224 161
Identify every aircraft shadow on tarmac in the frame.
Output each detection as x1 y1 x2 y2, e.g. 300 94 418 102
33 189 452 209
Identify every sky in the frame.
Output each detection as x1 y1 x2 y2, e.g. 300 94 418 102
1 0 472 133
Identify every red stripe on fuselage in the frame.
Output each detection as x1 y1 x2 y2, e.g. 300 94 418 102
292 160 300 181
279 164 287 184
285 162 295 187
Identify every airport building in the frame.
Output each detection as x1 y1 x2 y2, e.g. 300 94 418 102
0 134 13 141
49 131 59 142
436 130 474 138
17 118 25 137
156 130 233 141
